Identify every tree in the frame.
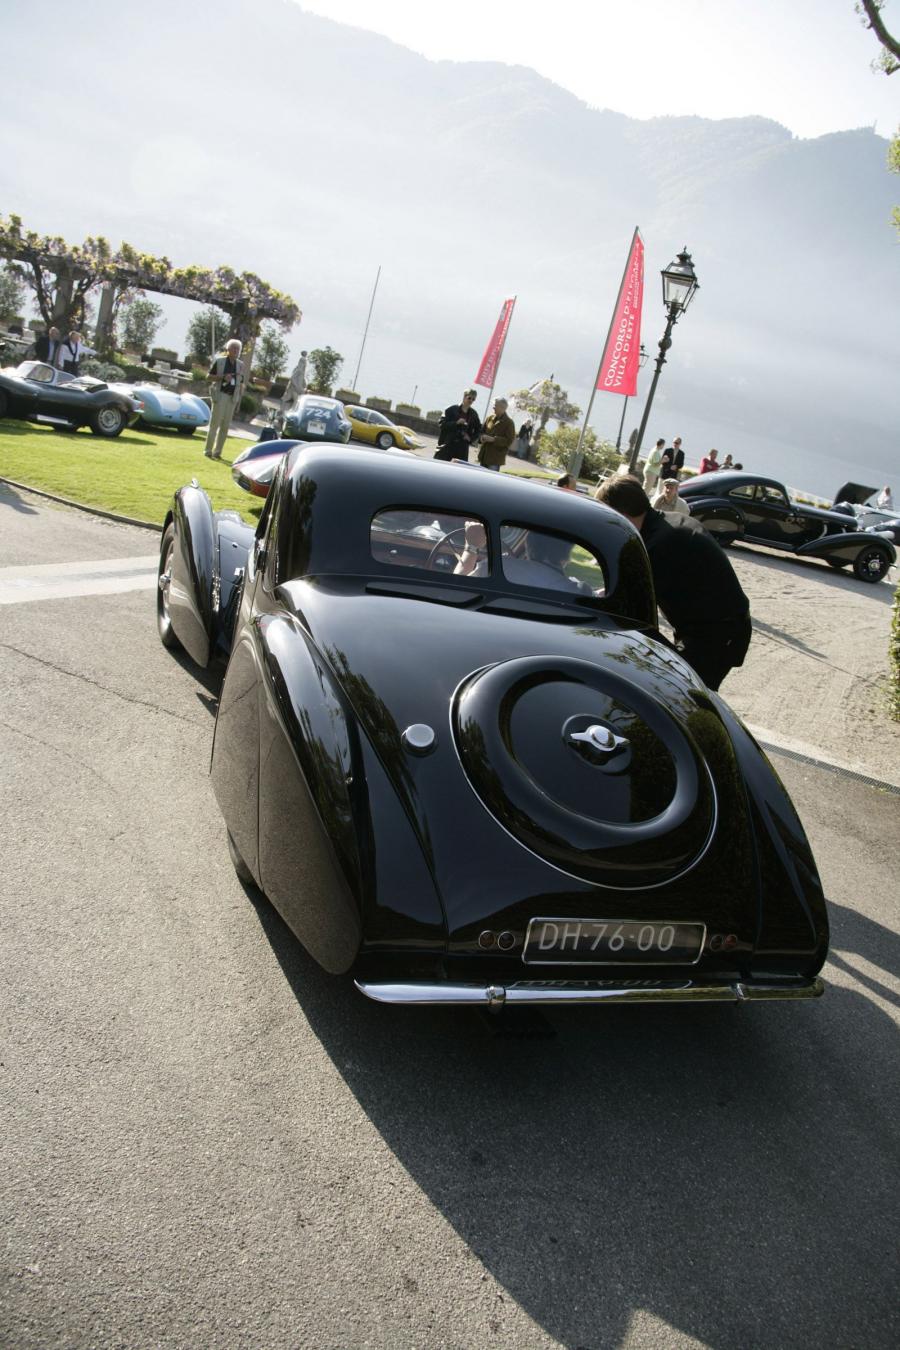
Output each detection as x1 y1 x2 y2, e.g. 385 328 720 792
118 296 163 354
510 379 581 453
254 321 289 381
185 305 233 364
532 425 623 480
857 1 900 73
0 264 26 325
856 2 900 231
308 345 343 395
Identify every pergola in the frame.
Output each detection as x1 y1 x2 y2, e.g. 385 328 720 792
0 214 300 368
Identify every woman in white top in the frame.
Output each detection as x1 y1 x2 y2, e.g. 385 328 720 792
642 438 665 495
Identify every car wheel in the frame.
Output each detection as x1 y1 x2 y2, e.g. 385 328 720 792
227 829 256 886
852 546 891 584
826 558 849 570
90 404 126 438
376 431 394 449
177 425 196 437
157 524 180 650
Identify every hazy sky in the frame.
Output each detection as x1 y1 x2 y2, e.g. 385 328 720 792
298 0 899 139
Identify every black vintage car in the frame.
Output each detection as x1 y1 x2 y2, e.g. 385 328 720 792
156 447 828 1009
678 471 895 582
0 360 142 437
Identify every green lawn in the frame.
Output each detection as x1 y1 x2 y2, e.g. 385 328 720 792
0 420 263 525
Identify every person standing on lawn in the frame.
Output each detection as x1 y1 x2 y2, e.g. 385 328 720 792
477 397 516 471
205 339 245 459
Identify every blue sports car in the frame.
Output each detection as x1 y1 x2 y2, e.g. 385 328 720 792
129 382 210 436
282 394 351 443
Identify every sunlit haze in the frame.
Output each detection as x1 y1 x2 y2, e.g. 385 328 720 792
297 0 899 140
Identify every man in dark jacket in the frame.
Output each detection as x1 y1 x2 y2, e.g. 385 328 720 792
434 389 480 462
33 326 61 364
594 476 751 691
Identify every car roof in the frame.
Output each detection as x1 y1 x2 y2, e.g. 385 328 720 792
273 446 655 622
679 470 783 494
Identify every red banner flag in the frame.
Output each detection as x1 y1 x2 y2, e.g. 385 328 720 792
596 230 644 397
474 296 516 389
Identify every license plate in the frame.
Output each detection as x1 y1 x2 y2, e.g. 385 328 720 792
523 918 705 965
308 419 326 434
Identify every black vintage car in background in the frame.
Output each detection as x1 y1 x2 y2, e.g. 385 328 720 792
282 393 352 443
156 447 829 1010
0 359 142 437
679 471 895 582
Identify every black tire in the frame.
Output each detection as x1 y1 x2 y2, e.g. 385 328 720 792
176 425 196 437
157 524 180 650
90 403 126 438
376 431 394 449
852 546 891 584
227 830 256 886
826 558 849 570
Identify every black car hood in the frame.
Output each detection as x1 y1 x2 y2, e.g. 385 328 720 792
834 481 878 506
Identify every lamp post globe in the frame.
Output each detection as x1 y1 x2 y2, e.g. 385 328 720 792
628 248 699 474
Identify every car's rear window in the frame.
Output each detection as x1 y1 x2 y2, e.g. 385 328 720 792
500 523 605 597
371 510 490 577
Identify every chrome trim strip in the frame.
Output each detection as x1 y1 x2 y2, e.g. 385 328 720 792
354 977 825 1006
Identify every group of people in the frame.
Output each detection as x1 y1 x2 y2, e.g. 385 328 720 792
642 437 743 496
29 326 93 375
434 389 529 470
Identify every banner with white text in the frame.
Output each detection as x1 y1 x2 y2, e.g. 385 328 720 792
596 231 644 397
474 296 516 389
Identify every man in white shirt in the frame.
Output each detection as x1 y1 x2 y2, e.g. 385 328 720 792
651 477 690 515
205 339 246 459
56 330 94 374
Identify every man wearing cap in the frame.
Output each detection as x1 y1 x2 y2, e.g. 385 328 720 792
205 338 245 459
651 477 690 515
594 475 751 691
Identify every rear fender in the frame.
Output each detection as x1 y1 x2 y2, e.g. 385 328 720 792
795 530 895 565
714 698 829 977
168 484 216 666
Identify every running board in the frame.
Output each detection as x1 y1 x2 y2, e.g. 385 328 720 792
354 978 825 1008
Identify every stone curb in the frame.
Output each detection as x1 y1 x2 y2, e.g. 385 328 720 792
0 477 161 532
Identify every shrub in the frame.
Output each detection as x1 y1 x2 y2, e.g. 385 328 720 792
82 359 126 381
334 388 361 404
890 582 900 721
366 396 391 410
239 393 259 417
534 424 625 479
395 403 421 417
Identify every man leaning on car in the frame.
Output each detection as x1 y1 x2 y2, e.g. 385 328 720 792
595 475 752 691
205 338 245 459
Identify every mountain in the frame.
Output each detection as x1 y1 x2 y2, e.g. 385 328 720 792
0 0 896 496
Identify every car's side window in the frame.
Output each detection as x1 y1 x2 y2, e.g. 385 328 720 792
371 509 490 577
759 484 789 508
728 484 756 500
29 364 54 383
351 407 369 423
500 524 605 597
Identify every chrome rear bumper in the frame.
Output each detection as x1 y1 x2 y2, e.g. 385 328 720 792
354 978 825 1008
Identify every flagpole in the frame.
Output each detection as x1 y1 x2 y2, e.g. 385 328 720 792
352 264 381 392
569 227 640 479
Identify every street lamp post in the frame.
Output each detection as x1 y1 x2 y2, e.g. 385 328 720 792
629 248 699 475
615 344 648 451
